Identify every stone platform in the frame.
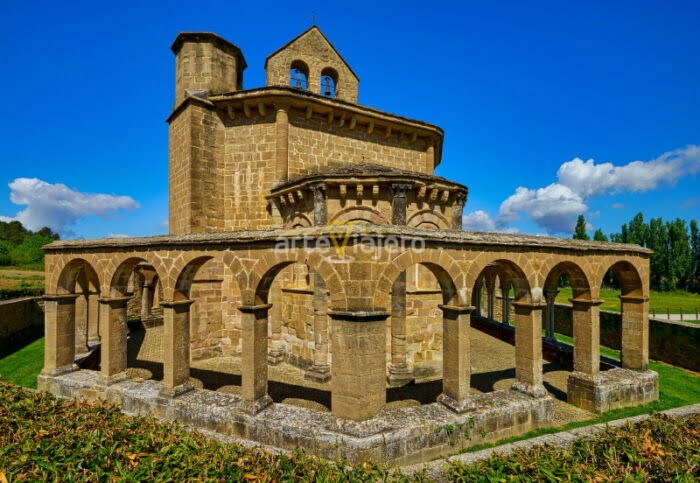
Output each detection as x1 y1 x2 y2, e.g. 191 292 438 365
38 369 554 466
567 368 659 413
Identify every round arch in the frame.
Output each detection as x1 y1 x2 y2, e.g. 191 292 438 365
328 206 389 226
407 210 450 230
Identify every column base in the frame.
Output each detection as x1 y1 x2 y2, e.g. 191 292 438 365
511 381 548 398
567 368 658 413
41 363 79 377
99 371 129 387
239 394 274 415
267 349 285 366
305 364 331 383
437 393 475 413
158 381 195 399
387 364 414 387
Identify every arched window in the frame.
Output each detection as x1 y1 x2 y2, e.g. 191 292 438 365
320 67 338 97
289 60 309 90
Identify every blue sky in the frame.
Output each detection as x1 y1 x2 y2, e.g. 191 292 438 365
0 1 698 238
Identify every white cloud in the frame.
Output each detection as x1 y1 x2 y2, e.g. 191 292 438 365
462 210 519 233
107 233 131 238
497 183 587 235
0 215 14 223
611 202 624 209
488 145 700 235
557 145 700 197
462 210 496 231
2 178 138 235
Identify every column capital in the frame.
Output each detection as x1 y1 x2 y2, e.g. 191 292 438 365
43 293 79 302
310 182 326 196
569 298 604 307
438 304 476 315
97 296 131 307
327 309 390 322
238 303 273 314
511 300 546 310
391 183 413 197
160 299 195 308
619 295 649 303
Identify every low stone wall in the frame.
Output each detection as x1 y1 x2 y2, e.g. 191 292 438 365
551 303 700 372
0 297 44 354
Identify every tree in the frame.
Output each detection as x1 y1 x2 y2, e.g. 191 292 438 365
666 218 692 290
647 218 669 290
573 214 589 240
691 220 700 292
593 229 608 242
0 240 11 266
627 212 648 246
9 234 55 266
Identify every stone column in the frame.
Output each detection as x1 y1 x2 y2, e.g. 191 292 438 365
330 309 388 421
543 289 559 342
98 296 131 385
42 294 79 376
425 142 435 173
500 278 511 324
388 272 413 385
486 275 496 320
391 183 411 225
311 183 327 226
571 298 603 375
159 300 195 398
239 304 273 414
306 273 331 382
87 291 100 344
437 305 474 412
474 283 483 317
452 192 466 230
511 301 547 398
141 283 153 320
74 292 90 354
275 104 289 183
620 295 649 371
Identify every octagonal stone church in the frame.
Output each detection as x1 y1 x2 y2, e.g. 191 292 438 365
38 27 657 464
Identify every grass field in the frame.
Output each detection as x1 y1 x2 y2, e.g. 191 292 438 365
0 266 44 291
556 286 700 316
0 338 43 388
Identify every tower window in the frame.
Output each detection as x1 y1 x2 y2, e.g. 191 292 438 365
290 60 309 90
320 67 338 97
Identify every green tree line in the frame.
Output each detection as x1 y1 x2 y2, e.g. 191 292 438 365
0 221 59 267
573 213 700 292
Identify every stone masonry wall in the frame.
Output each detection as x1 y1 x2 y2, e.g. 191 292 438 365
287 113 430 178
0 297 44 352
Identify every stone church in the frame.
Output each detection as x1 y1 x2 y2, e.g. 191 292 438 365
38 27 657 464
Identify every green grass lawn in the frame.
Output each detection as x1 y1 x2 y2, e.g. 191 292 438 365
556 286 700 315
0 338 44 388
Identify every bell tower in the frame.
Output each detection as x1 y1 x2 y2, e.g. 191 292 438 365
265 26 359 103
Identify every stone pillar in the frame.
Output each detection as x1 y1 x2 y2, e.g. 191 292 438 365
306 273 331 382
159 300 195 398
74 292 90 353
42 294 79 376
275 104 289 183
311 183 327 226
330 310 388 421
620 295 649 371
452 192 465 230
500 278 511 324
87 291 100 344
388 272 413 385
485 275 496 320
239 304 273 414
571 299 603 375
437 305 474 412
141 283 153 320
425 142 435 174
543 289 559 341
511 301 547 398
391 183 411 225
98 296 131 385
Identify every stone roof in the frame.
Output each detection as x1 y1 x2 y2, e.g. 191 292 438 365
170 32 247 69
273 163 467 192
44 225 651 255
